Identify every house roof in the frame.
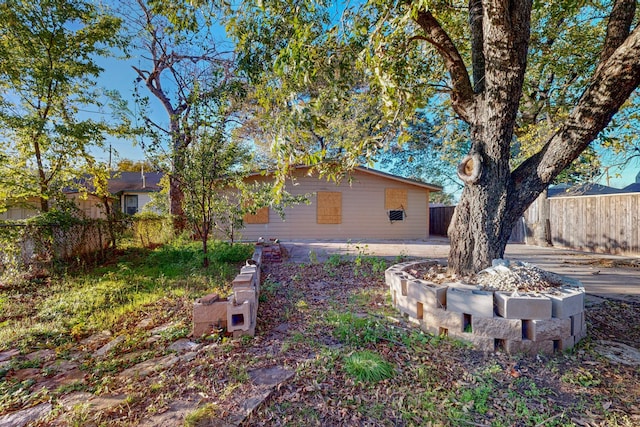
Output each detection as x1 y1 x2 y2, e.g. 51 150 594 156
108 171 163 194
64 171 164 195
247 165 442 192
354 166 442 192
548 183 625 197
622 183 640 193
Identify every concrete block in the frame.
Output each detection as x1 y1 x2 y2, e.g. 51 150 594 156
570 312 585 337
241 265 260 288
423 308 463 335
232 273 255 290
234 289 256 305
391 272 410 296
251 248 262 264
524 318 571 341
385 266 403 284
192 300 227 336
397 295 419 322
495 292 552 320
554 336 576 352
408 280 447 309
389 279 408 310
448 332 496 352
472 316 522 340
547 287 584 318
197 293 219 304
446 286 494 318
504 338 554 355
571 312 587 341
227 300 251 332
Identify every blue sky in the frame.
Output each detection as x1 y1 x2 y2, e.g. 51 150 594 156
88 8 640 191
93 52 640 190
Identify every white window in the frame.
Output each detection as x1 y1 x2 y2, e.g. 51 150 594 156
124 195 139 215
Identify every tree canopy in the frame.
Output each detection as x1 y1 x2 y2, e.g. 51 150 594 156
0 0 123 213
221 0 640 273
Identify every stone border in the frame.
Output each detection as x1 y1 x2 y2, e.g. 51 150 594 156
192 246 263 338
386 260 587 354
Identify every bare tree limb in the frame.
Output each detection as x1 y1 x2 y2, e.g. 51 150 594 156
413 10 475 122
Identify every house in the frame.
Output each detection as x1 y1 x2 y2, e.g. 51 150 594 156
107 171 163 215
240 166 441 241
0 197 41 221
547 182 625 197
0 171 164 220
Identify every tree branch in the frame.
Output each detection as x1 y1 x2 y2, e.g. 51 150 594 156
468 0 485 93
413 10 475 122
512 24 640 208
598 0 636 67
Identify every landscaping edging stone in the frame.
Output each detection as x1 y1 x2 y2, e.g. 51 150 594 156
192 244 265 338
386 260 587 354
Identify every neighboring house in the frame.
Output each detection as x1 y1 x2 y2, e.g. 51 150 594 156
547 182 625 197
240 166 442 241
0 197 41 221
108 171 163 215
0 171 164 220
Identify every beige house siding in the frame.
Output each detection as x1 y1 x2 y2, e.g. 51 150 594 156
238 167 437 241
0 206 38 220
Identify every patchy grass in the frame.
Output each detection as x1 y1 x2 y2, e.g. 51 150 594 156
184 403 219 427
0 240 249 352
0 251 639 426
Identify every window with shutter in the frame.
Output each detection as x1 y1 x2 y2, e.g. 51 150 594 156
317 191 342 224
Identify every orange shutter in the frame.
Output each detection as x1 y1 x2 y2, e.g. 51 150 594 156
385 188 407 210
317 192 342 224
244 206 269 224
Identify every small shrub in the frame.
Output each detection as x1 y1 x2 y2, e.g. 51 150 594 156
561 368 602 387
344 350 395 383
133 213 173 248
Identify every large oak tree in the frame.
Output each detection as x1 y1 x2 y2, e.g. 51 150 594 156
424 0 639 273
222 0 640 274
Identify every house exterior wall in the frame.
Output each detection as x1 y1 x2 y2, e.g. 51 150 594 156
0 206 38 220
66 194 107 219
239 169 433 241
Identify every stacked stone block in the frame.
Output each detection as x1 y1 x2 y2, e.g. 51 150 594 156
192 245 263 338
385 260 587 355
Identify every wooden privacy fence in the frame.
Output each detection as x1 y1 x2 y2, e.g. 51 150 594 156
429 206 526 243
434 193 640 255
548 193 640 255
429 206 456 236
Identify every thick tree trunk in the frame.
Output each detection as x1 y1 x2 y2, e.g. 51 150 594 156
418 1 639 275
170 128 189 232
448 173 513 274
447 1 533 274
169 175 187 231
